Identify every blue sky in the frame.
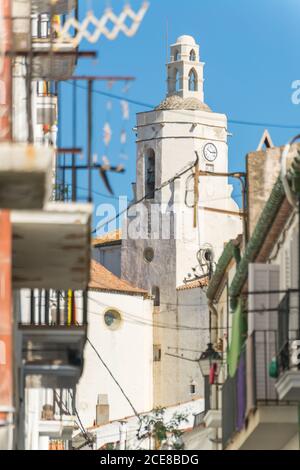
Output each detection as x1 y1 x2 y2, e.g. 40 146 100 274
59 0 300 227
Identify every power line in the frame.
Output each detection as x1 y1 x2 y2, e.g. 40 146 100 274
67 390 94 448
86 337 141 423
72 295 231 331
64 80 300 130
92 154 198 234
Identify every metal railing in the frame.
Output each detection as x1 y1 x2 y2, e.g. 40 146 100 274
24 289 88 327
277 290 300 373
222 349 245 449
52 183 72 202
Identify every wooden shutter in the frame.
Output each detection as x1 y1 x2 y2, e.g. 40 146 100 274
248 263 280 334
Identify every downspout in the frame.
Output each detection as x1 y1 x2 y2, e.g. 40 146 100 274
208 300 218 346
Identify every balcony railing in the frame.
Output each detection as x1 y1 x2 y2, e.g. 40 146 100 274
222 350 246 449
31 17 76 81
31 0 77 15
23 289 87 327
52 184 73 202
222 290 300 448
277 290 300 373
20 290 87 388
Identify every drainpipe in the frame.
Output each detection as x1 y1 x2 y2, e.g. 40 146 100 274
208 300 218 345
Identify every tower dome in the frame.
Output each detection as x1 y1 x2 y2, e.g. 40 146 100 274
176 35 196 45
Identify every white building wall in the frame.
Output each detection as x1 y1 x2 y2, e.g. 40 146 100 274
154 287 209 407
76 291 153 427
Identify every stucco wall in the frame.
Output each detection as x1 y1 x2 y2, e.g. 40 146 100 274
76 290 153 427
153 287 209 408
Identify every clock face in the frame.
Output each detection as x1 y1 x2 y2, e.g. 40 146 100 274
203 143 218 162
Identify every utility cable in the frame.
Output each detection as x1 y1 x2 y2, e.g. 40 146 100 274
86 337 141 423
64 80 300 130
92 154 198 234
69 390 94 448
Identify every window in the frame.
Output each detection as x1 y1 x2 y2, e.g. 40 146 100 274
104 309 122 330
174 50 179 61
145 148 155 199
152 286 160 307
188 69 198 92
189 49 196 61
205 163 214 173
153 345 161 362
190 382 196 395
144 247 154 263
175 69 180 92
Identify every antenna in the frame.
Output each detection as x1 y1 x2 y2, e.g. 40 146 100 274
166 18 169 64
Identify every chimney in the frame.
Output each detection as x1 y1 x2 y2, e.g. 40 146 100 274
96 394 109 426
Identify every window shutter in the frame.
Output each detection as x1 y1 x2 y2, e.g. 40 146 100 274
285 248 291 290
290 227 299 290
248 263 280 334
248 264 279 401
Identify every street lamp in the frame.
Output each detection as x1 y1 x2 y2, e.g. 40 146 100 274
198 343 222 378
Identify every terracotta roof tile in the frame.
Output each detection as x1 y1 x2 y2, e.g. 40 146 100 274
177 277 209 291
89 260 148 297
92 229 122 246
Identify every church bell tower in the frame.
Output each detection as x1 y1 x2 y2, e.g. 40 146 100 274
121 36 242 407
167 35 204 101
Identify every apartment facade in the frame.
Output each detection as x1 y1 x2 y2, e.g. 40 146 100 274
0 0 93 450
203 141 300 450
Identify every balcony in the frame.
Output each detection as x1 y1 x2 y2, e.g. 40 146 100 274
223 332 299 450
203 410 221 429
11 202 92 290
36 94 58 127
31 0 77 15
0 144 52 210
30 15 76 81
275 291 300 401
20 290 87 388
32 38 76 81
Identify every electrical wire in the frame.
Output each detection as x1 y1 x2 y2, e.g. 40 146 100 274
86 337 141 423
92 154 198 234
87 293 212 331
69 389 94 448
64 80 300 130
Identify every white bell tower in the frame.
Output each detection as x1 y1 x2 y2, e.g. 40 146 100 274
122 34 242 290
167 35 204 101
121 34 242 408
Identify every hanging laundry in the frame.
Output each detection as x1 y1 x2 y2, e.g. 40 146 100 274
121 100 130 120
120 129 127 145
122 81 132 94
106 100 113 112
102 155 110 167
103 122 112 147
